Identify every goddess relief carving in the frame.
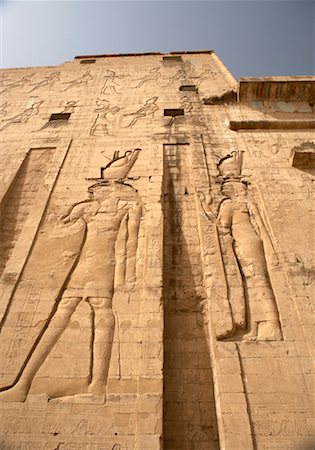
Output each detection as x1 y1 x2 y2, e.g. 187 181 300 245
200 152 282 341
0 150 142 403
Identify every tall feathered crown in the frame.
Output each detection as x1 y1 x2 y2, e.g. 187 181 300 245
217 150 243 179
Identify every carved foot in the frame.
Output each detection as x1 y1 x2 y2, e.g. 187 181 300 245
49 393 106 405
242 323 259 341
257 320 282 341
0 382 29 402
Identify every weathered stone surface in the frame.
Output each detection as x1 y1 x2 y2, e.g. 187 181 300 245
0 51 314 449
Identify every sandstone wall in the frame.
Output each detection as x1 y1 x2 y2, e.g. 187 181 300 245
0 52 313 450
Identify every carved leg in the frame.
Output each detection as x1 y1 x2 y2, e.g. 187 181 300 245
60 297 115 405
88 297 115 395
0 297 81 402
224 235 246 330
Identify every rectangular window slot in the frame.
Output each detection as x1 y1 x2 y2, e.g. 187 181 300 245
164 109 185 117
80 59 96 64
49 113 71 121
163 55 183 62
180 85 198 92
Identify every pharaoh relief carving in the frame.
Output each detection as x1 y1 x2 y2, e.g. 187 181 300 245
200 151 282 341
0 149 142 404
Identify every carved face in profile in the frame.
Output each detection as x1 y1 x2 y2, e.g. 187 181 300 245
89 181 134 202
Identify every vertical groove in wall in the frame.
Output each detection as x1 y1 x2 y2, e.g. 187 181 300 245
162 143 220 450
0 149 52 277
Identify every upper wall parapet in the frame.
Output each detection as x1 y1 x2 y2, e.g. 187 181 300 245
239 77 315 103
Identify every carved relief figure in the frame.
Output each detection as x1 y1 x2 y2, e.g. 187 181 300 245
90 98 120 136
0 101 44 133
63 70 93 91
125 96 158 127
180 94 194 114
0 74 34 94
193 65 216 87
0 74 12 88
28 72 60 92
101 70 125 94
0 150 142 403
132 67 161 88
164 67 187 87
0 101 10 119
201 152 282 341
61 100 77 114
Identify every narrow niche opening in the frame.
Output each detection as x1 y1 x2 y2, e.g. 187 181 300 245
49 113 71 122
164 109 185 117
163 55 183 63
180 85 198 92
80 59 96 64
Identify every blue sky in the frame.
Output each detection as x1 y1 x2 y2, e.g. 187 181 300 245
0 0 314 78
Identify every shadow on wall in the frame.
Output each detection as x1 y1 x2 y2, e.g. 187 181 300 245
162 149 220 450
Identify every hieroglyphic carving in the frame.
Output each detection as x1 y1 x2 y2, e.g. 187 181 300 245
200 151 282 341
62 70 93 91
28 72 60 92
0 149 142 403
125 97 158 127
0 74 34 94
131 67 161 88
90 98 120 136
0 101 44 133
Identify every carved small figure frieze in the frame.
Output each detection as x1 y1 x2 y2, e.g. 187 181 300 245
28 72 60 92
0 74 35 94
0 101 10 119
124 96 158 127
101 70 126 95
90 98 120 136
0 101 44 133
131 67 161 89
62 70 93 91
